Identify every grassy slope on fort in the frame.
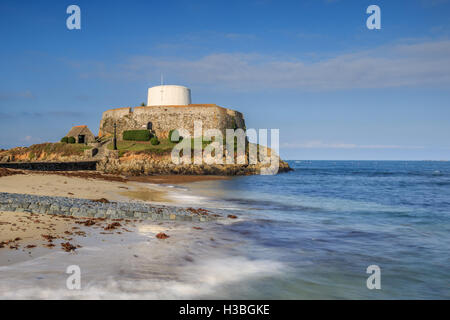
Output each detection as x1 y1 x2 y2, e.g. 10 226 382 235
107 139 177 155
0 143 92 162
106 137 215 157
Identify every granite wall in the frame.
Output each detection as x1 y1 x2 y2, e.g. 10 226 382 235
98 104 246 139
0 161 98 171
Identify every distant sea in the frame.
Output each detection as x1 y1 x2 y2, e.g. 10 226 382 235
1 161 448 299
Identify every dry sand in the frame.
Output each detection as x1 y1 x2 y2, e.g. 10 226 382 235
0 172 170 203
0 170 229 203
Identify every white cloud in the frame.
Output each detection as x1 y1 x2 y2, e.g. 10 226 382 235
73 39 450 91
21 136 42 144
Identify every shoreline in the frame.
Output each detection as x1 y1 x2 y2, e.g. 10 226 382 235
0 168 230 202
127 174 231 185
0 168 231 224
0 190 227 268
0 168 243 298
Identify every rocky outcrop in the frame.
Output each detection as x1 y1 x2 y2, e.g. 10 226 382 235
0 143 93 163
96 151 292 176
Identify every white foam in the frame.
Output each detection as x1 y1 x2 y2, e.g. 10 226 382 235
0 256 284 299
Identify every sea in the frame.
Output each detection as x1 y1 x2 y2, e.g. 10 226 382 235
0 161 449 299
171 160 450 299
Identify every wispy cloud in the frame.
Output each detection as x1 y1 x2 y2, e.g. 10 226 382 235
296 32 323 39
0 111 85 121
72 39 450 91
21 136 42 144
153 31 257 51
0 90 35 101
420 0 450 7
282 141 425 150
224 33 257 40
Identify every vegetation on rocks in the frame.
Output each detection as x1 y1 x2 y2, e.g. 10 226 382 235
108 136 219 157
122 130 151 141
150 136 160 145
0 143 92 163
108 138 176 155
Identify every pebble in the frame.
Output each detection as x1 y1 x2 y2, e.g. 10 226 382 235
0 192 218 222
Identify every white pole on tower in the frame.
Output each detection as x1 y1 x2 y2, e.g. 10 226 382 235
160 73 164 104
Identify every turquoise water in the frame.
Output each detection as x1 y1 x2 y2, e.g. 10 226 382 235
182 161 450 299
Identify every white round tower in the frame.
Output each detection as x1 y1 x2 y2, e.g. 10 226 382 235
147 85 191 106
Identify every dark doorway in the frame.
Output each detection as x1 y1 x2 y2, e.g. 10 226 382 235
78 135 85 144
147 122 152 130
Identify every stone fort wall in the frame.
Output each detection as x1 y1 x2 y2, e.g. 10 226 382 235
99 104 246 139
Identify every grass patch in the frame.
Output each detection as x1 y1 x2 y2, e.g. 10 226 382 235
106 137 252 159
108 137 216 156
108 139 176 152
5 143 92 159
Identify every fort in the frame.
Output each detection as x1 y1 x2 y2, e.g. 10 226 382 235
99 85 246 140
0 84 292 175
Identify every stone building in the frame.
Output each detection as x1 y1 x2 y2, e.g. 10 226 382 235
99 85 246 140
66 125 96 144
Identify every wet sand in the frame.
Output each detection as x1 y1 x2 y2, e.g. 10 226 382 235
0 211 75 246
0 169 230 272
127 175 230 185
0 217 248 300
0 210 79 267
0 210 84 266
0 170 251 299
0 210 150 266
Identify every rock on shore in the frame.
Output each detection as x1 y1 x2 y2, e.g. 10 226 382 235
0 192 219 222
97 157 292 176
97 145 293 176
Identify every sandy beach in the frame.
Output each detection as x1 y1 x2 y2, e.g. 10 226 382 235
0 171 168 203
0 168 229 203
0 169 230 268
0 169 247 299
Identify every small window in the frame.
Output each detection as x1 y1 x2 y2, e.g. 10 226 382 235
147 122 152 130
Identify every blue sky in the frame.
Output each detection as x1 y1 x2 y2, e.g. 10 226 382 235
0 0 449 160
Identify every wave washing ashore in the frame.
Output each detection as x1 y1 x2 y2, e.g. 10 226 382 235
0 169 246 299
1 161 449 299
164 160 450 299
